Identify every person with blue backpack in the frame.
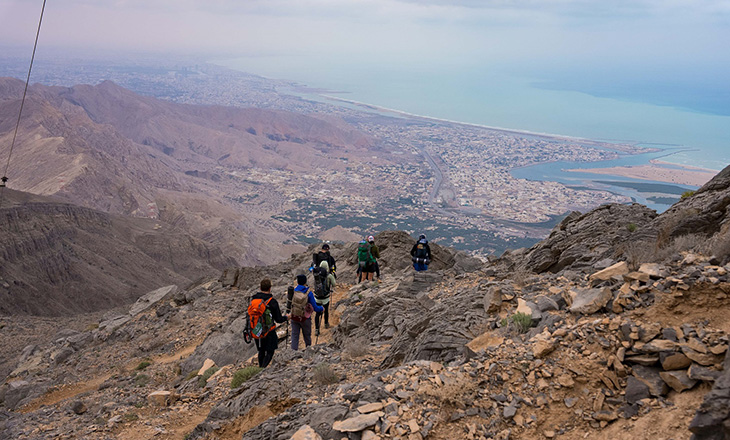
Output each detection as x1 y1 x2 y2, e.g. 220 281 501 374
411 234 431 272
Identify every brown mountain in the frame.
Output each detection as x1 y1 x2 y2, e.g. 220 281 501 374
0 188 237 316
0 77 378 267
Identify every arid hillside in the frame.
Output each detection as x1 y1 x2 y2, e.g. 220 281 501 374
1 165 729 439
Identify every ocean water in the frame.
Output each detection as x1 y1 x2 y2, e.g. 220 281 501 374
216 56 730 171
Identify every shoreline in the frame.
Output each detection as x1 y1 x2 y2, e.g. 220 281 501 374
320 94 654 155
565 163 716 187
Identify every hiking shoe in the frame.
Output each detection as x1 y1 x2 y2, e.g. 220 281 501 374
377 278 382 283
325 323 330 329
315 328 320 336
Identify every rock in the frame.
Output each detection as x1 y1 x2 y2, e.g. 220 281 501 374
97 315 131 333
483 285 503 314
625 376 650 404
569 287 613 314
147 391 176 407
660 371 698 392
623 271 650 283
632 365 669 397
660 352 692 371
129 285 178 316
362 430 378 440
682 347 724 366
291 425 323 440
688 364 722 382
593 410 618 422
640 339 678 353
589 262 629 282
503 406 517 419
638 263 666 278
533 339 557 359
198 358 216 376
219 268 239 288
332 412 382 432
624 355 659 366
536 296 560 312
69 400 87 415
357 402 385 414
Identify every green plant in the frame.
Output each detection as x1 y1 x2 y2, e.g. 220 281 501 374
510 312 533 334
230 366 263 389
499 318 509 328
135 360 151 371
312 363 339 385
134 374 150 387
123 412 139 422
198 366 219 388
681 190 696 199
626 223 637 233
185 371 198 381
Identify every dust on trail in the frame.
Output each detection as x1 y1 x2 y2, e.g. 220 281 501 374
19 339 203 414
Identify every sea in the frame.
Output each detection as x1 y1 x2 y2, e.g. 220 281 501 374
216 55 730 211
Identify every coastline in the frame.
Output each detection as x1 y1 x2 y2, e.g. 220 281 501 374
319 94 654 154
565 162 716 187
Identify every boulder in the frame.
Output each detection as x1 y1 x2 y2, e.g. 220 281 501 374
632 365 669 397
290 425 322 440
129 285 178 316
589 261 629 282
569 287 613 314
198 358 216 376
483 284 503 314
332 412 382 432
660 371 698 393
625 376 651 404
638 263 666 278
147 390 177 407
660 352 692 371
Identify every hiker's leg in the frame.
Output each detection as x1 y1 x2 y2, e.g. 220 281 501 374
261 333 277 367
291 321 301 351
302 318 312 347
315 310 322 331
324 302 330 326
375 261 380 278
255 340 266 367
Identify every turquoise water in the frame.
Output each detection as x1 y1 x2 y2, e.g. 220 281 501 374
216 56 730 171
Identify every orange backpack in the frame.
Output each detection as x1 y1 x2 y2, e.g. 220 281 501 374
245 297 275 341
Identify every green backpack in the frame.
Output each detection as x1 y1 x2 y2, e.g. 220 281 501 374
357 240 374 268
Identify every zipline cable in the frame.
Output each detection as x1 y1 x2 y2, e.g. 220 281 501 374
0 0 48 209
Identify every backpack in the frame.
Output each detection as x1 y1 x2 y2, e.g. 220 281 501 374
312 266 331 300
412 240 430 265
245 297 275 340
290 288 311 322
357 240 374 268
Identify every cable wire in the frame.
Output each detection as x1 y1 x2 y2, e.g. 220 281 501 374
0 0 47 209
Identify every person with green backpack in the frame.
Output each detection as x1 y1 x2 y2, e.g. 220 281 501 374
357 238 376 283
245 279 289 368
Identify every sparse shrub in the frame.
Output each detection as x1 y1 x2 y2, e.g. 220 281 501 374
135 360 151 371
681 190 696 199
134 374 150 387
123 412 139 422
198 366 219 388
619 240 656 270
510 312 533 334
312 363 339 385
499 317 509 328
655 233 705 262
419 373 478 407
85 323 99 331
185 371 198 381
701 230 730 261
344 337 371 359
626 223 637 233
230 366 263 389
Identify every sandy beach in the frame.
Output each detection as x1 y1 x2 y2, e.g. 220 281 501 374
566 161 718 187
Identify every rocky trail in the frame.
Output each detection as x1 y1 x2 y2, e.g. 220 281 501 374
2 165 730 439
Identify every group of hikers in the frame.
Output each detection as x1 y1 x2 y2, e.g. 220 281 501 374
244 234 433 368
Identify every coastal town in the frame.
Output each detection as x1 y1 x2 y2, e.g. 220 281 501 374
0 58 659 254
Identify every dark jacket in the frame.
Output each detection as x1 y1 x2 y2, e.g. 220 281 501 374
251 291 288 325
369 243 380 259
313 251 336 274
411 239 432 259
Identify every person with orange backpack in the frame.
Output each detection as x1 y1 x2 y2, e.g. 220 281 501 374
245 278 289 368
285 274 323 351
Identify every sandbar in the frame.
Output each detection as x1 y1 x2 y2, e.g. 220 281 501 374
566 162 718 187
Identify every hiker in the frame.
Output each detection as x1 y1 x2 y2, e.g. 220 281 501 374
368 235 382 282
411 234 431 272
247 278 289 368
313 260 335 336
313 243 337 278
357 238 376 282
286 274 323 351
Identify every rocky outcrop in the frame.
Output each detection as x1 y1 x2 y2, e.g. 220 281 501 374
690 348 730 439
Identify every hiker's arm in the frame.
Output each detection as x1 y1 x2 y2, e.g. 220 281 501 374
270 300 288 323
308 292 324 313
411 244 417 256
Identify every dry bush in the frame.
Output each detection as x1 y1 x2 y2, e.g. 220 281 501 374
343 337 371 359
654 233 705 262
313 363 339 385
702 229 730 261
418 373 478 407
511 267 534 287
618 240 656 270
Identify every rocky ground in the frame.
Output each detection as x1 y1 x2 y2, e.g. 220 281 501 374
1 166 730 440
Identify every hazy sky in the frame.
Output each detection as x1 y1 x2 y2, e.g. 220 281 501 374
1 0 729 71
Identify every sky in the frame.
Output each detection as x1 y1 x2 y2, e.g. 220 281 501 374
1 0 729 72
